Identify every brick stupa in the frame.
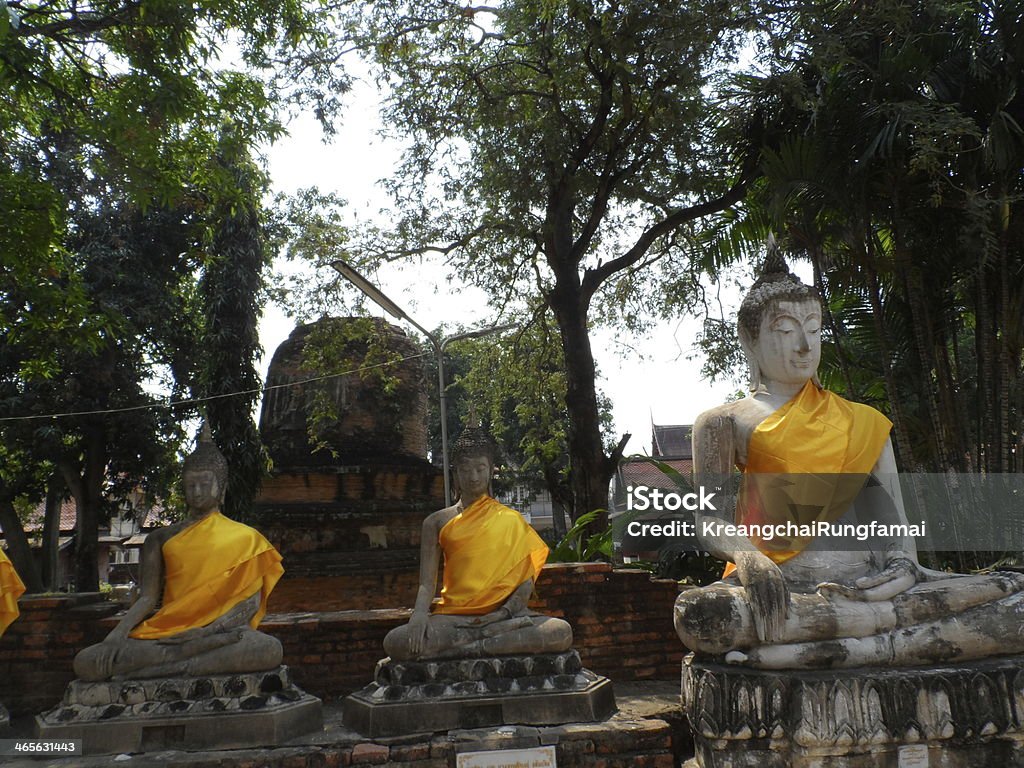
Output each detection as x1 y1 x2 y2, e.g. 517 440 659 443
254 318 443 612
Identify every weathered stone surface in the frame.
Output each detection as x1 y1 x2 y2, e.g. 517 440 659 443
60 667 297 708
344 653 615 737
375 650 584 687
35 666 322 755
683 654 1024 767
4 684 678 768
259 318 429 467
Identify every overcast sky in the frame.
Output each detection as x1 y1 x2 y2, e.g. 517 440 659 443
258 70 747 456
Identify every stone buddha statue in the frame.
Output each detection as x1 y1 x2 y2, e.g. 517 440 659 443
674 243 1024 669
73 425 284 681
383 419 572 660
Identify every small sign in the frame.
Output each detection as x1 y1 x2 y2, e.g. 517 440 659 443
457 745 557 768
898 744 929 768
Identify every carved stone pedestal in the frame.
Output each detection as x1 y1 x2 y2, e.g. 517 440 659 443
35 666 322 755
682 654 1024 767
343 650 615 737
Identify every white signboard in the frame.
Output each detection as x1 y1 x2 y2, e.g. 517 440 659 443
897 744 929 768
456 746 557 768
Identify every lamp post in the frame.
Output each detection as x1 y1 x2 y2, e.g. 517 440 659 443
331 259 514 506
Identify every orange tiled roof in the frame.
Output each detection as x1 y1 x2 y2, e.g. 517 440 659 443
1 498 170 538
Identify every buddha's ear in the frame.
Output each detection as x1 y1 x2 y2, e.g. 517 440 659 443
737 326 761 392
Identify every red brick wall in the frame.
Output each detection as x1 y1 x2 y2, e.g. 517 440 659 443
267 571 422 613
0 564 684 714
533 564 684 682
0 593 118 716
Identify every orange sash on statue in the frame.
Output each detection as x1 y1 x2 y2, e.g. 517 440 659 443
723 381 892 576
434 495 548 616
0 548 26 636
129 511 283 640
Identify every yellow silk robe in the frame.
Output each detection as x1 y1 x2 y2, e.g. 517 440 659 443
434 495 548 615
129 511 283 640
724 381 892 575
0 547 25 636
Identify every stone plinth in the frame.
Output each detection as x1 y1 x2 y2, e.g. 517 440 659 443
36 666 322 755
3 687 679 768
682 654 1024 767
344 650 616 737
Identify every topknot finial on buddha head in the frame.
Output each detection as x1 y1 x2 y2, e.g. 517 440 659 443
451 407 499 467
183 421 229 490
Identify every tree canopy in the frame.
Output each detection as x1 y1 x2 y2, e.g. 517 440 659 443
733 0 1024 473
0 0 343 588
344 0 766 525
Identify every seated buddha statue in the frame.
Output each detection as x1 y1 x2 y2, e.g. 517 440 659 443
383 419 572 661
673 243 1024 669
0 546 25 638
74 425 284 681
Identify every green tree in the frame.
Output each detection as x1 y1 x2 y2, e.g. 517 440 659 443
1 0 344 589
423 316 615 537
1 194 197 591
347 0 761 526
197 127 272 521
734 0 1024 474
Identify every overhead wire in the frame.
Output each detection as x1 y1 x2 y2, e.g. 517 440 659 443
0 351 431 423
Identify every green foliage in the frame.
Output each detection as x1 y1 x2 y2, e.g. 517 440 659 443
738 0 1024 473
198 127 272 521
0 0 343 586
265 188 351 320
419 315 616 532
547 509 613 563
345 0 761 524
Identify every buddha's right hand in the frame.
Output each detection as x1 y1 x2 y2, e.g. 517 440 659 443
735 550 790 643
407 611 428 657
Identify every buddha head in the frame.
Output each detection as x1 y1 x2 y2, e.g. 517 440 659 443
450 414 498 501
736 238 822 392
182 422 229 515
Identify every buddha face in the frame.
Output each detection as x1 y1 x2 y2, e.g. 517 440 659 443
454 455 493 499
751 299 822 387
184 469 223 514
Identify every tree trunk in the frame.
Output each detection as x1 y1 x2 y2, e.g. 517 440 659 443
998 231 1012 472
0 491 44 594
542 465 571 539
548 282 614 530
41 473 64 590
976 265 997 473
65 427 106 592
894 246 949 470
864 237 916 469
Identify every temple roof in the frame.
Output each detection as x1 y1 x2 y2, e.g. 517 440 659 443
651 423 693 459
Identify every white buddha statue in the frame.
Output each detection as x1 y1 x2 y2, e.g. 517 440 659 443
674 243 1024 669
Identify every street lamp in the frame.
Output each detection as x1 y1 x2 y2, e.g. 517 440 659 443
331 259 515 506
